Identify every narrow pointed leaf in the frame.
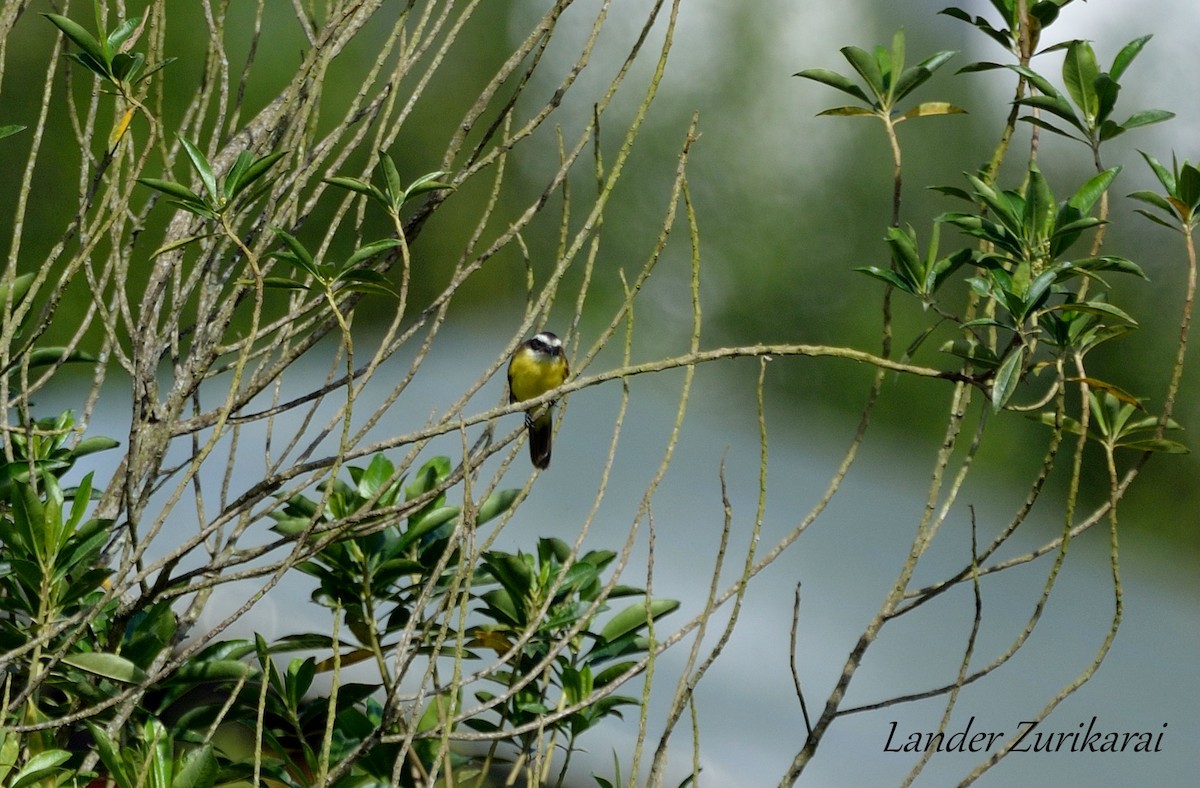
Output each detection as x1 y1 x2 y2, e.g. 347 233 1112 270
892 50 957 102
1110 34 1152 81
1092 70 1119 118
1046 300 1138 327
1015 94 1084 131
1062 40 1100 123
233 150 287 199
991 346 1025 411
178 137 217 201
1118 438 1189 454
324 176 385 201
1020 115 1086 143
344 238 404 268
222 151 255 200
106 16 143 55
1068 167 1120 214
268 227 314 273
1008 65 1064 101
817 106 876 118
598 599 680 643
794 68 871 103
43 14 107 67
379 150 403 206
1132 208 1181 231
855 266 913 293
1127 190 1174 214
403 170 453 200
335 270 397 297
1137 150 1175 193
1115 109 1174 133
173 745 218 788
840 45 885 101
62 651 148 683
136 178 202 203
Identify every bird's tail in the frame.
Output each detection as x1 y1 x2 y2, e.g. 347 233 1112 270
526 410 553 469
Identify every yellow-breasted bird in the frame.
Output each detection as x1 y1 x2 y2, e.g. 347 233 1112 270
507 331 568 469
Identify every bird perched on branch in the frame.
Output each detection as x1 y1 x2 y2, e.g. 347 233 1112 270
507 331 568 469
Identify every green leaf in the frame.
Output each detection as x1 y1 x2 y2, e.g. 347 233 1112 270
22 346 98 372
1070 255 1147 279
285 657 315 711
404 170 453 200
1019 115 1084 145
105 16 142 55
109 51 144 83
888 28 905 95
344 238 404 269
1138 150 1175 193
1023 163 1055 244
1009 65 1064 102
230 150 287 201
991 346 1025 411
44 14 107 71
72 435 121 457
892 51 958 104
62 651 149 683
1118 438 1189 454
1132 208 1181 232
483 551 535 602
9 750 71 788
793 69 870 105
1110 34 1152 81
324 175 387 206
1068 166 1120 215
169 658 252 684
1127 189 1173 214
1062 40 1100 124
379 150 404 207
476 488 519 526
1045 299 1138 328
884 225 922 284
840 45 885 102
598 598 679 643
1116 108 1175 132
270 228 320 280
137 177 202 203
1015 94 1083 134
173 745 218 788
0 124 25 141
178 137 218 202
1094 74 1119 125
336 269 397 297
221 151 255 201
87 722 134 788
0 272 33 309
856 266 911 293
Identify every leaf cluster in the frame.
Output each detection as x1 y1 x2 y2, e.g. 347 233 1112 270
325 150 452 221
470 537 678 741
1008 38 1173 151
44 3 172 95
795 29 964 123
137 138 286 224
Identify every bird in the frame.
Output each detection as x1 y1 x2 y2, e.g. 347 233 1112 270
506 331 569 469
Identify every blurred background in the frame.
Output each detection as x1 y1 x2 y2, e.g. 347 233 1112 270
3 0 1197 784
